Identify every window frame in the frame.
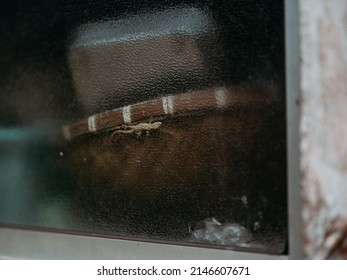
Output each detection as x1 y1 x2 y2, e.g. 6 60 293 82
0 0 302 260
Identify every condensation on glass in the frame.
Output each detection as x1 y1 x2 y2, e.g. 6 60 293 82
0 0 286 254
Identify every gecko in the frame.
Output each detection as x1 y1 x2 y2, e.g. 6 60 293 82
111 121 162 137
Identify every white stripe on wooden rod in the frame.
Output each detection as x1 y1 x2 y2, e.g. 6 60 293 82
122 105 132 124
87 115 97 132
162 96 174 115
215 88 227 108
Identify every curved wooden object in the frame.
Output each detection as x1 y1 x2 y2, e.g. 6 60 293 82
57 85 286 247
61 87 279 141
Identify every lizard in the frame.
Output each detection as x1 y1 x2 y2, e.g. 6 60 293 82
111 121 162 137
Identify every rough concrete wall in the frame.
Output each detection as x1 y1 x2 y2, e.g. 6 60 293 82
299 0 347 259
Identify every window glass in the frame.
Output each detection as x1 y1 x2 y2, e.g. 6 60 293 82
0 0 286 254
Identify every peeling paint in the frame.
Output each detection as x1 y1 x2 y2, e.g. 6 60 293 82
299 0 347 259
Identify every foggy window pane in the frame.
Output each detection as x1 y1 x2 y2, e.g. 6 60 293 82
0 0 286 254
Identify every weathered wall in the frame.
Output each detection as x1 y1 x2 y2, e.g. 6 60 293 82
299 0 347 259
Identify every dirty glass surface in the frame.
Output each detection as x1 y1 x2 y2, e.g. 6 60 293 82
0 0 286 254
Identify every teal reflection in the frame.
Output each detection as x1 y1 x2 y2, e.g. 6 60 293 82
0 126 75 229
0 127 43 141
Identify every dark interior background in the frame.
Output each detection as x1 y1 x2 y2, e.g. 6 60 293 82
0 0 286 254
0 0 284 125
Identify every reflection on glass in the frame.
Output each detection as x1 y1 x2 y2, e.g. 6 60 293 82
0 0 286 254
